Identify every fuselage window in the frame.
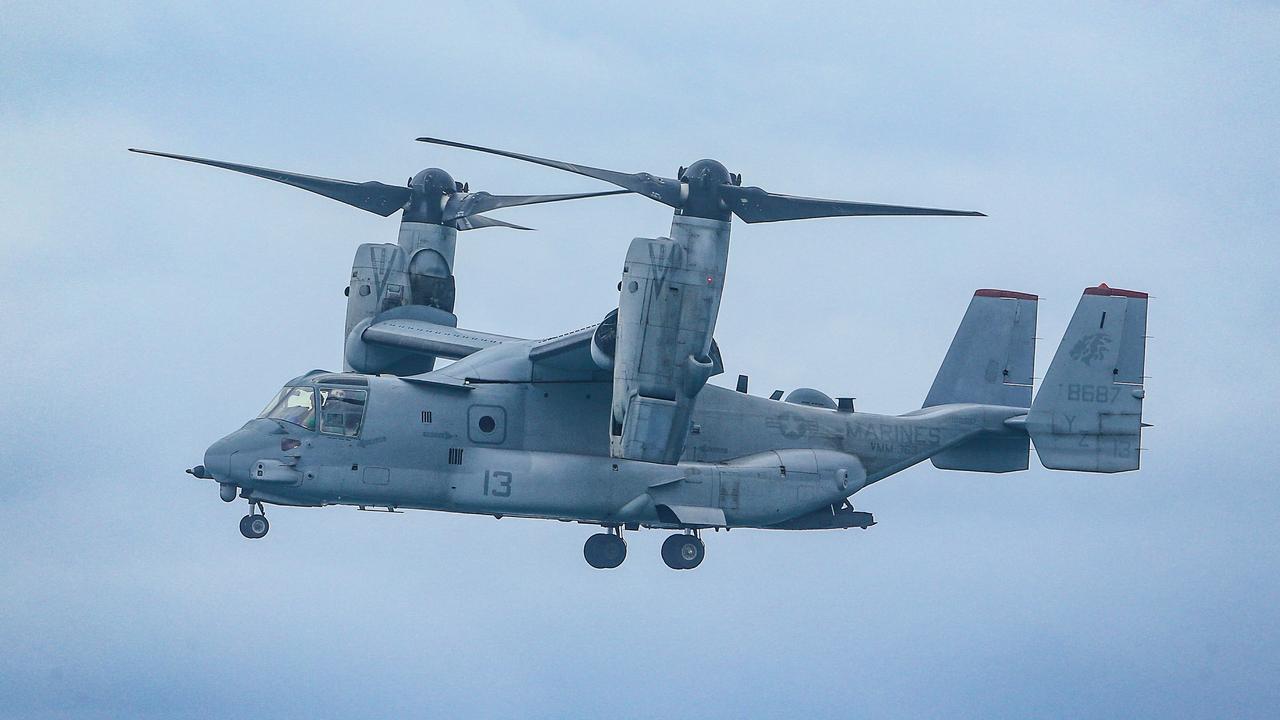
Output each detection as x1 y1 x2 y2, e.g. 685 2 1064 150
319 388 368 437
260 386 317 430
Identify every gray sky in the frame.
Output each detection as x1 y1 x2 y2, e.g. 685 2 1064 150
2 2 1278 717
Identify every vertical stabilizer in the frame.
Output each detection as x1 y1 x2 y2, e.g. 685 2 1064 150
1027 284 1148 472
924 289 1037 472
924 289 1038 409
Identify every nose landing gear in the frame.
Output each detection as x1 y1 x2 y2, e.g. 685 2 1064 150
239 502 270 539
583 526 627 569
661 531 705 570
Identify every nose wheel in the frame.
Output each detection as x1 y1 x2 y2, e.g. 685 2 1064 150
662 532 705 570
239 502 269 539
583 527 627 569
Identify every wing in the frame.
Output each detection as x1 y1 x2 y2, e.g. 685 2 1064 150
361 316 519 361
352 306 606 381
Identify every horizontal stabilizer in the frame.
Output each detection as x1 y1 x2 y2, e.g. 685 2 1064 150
931 434 1029 473
1027 284 1149 472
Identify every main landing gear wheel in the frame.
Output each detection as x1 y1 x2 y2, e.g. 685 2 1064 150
583 532 627 569
239 504 269 539
239 514 269 539
662 533 705 570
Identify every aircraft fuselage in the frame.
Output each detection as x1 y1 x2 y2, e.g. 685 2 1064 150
203 372 1023 530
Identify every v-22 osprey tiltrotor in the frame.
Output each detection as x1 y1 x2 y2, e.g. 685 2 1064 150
134 139 1149 570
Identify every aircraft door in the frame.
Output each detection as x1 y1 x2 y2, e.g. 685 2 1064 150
313 386 369 498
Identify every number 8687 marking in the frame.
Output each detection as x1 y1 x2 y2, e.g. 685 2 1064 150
1067 384 1121 403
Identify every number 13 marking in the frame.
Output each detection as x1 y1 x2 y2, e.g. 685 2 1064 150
483 470 512 497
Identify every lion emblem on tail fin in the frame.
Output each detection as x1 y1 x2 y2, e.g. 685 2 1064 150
1069 332 1111 366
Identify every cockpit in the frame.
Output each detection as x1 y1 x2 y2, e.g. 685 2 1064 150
259 381 368 437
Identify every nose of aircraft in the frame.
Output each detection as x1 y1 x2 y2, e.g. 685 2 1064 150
203 419 284 484
202 433 237 480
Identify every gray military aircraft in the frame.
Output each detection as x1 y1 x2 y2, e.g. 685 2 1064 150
140 142 1149 570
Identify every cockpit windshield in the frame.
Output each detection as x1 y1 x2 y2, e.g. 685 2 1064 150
259 386 317 430
258 384 368 435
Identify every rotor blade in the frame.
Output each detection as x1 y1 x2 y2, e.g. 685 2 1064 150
450 189 628 217
455 214 534 231
720 184 986 224
416 137 684 207
129 148 412 216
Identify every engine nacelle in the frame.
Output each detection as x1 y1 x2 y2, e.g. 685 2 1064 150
591 307 724 376
590 308 619 370
399 221 457 313
344 222 460 375
610 215 731 464
345 243 410 343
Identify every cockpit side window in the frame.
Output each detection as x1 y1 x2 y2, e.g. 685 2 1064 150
318 388 368 437
259 386 317 430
